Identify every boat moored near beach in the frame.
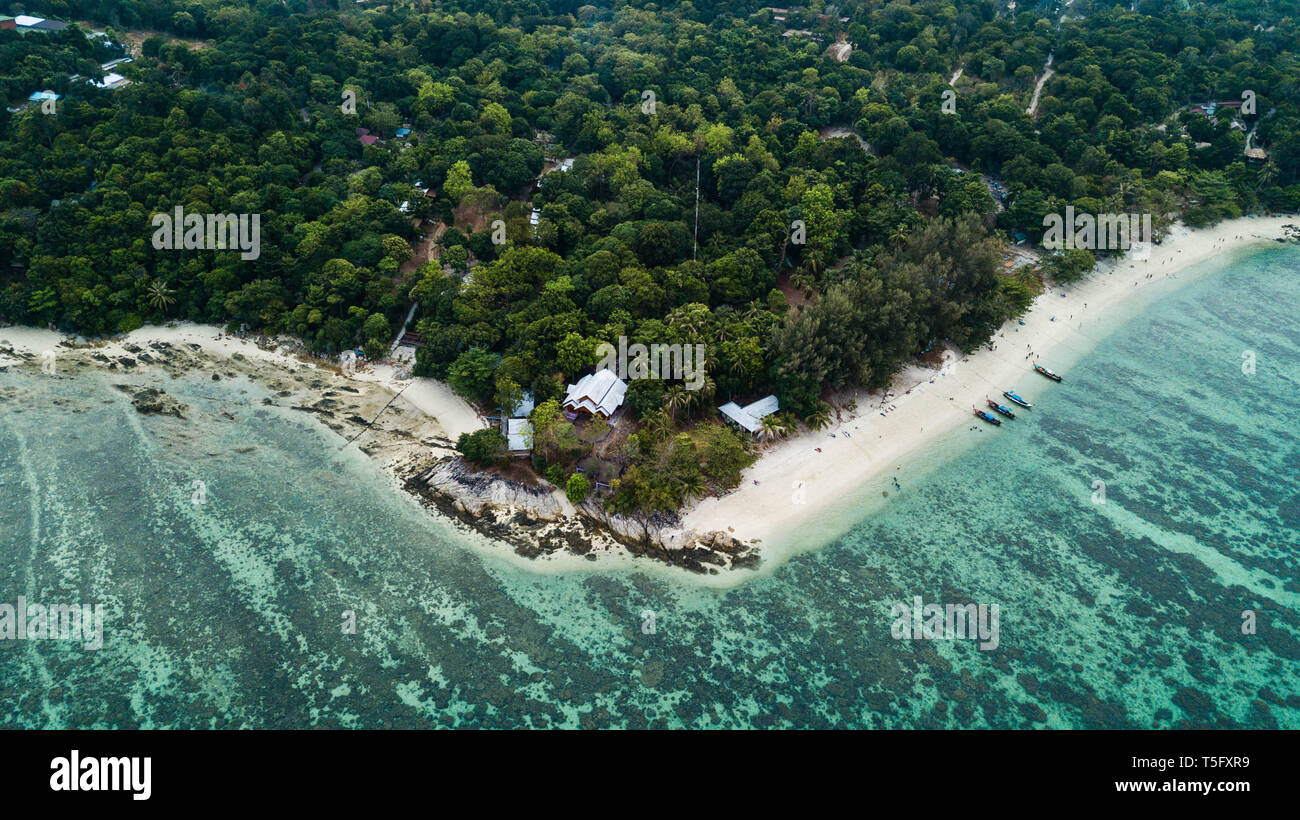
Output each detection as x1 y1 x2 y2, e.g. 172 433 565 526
973 408 1002 426
1034 363 1063 382
1003 390 1033 408
986 398 1016 419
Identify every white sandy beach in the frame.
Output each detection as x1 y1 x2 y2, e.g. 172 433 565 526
350 361 484 441
682 215 1298 552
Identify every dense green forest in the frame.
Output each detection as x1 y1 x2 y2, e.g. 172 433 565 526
3 0 1298 512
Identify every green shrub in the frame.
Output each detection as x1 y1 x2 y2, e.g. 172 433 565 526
457 428 507 466
566 473 591 504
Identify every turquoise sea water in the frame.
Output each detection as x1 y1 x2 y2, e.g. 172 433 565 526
1 245 1298 729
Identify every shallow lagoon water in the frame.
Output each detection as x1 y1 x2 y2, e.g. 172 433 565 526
1 246 1298 728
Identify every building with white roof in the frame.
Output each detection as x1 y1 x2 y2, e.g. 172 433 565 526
718 395 780 434
506 418 534 454
562 370 627 419
14 15 68 32
507 392 535 418
497 391 536 454
92 73 131 90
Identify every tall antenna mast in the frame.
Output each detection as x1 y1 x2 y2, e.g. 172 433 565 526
693 156 700 261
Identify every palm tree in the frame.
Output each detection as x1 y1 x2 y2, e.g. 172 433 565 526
923 164 944 198
146 280 175 313
805 402 832 431
889 223 911 247
1257 162 1279 190
677 472 706 502
757 414 788 443
698 346 718 374
804 252 823 277
1115 176 1134 208
680 386 701 420
641 409 673 441
682 377 714 421
652 409 673 436
663 385 689 422
668 307 709 337
743 301 768 323
728 351 755 381
697 375 717 403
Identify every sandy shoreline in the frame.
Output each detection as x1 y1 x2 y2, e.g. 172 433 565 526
682 215 1299 559
1 214 1295 581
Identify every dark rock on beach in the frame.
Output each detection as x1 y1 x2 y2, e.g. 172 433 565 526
114 384 188 418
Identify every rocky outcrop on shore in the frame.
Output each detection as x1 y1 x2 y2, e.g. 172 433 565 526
580 503 758 570
402 456 760 573
420 457 566 520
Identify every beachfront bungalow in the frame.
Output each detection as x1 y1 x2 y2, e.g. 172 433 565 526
505 418 533 456
498 392 535 456
718 395 780 435
562 370 627 419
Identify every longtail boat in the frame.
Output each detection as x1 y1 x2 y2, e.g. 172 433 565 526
1003 390 1033 408
1034 363 1063 382
986 398 1016 419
